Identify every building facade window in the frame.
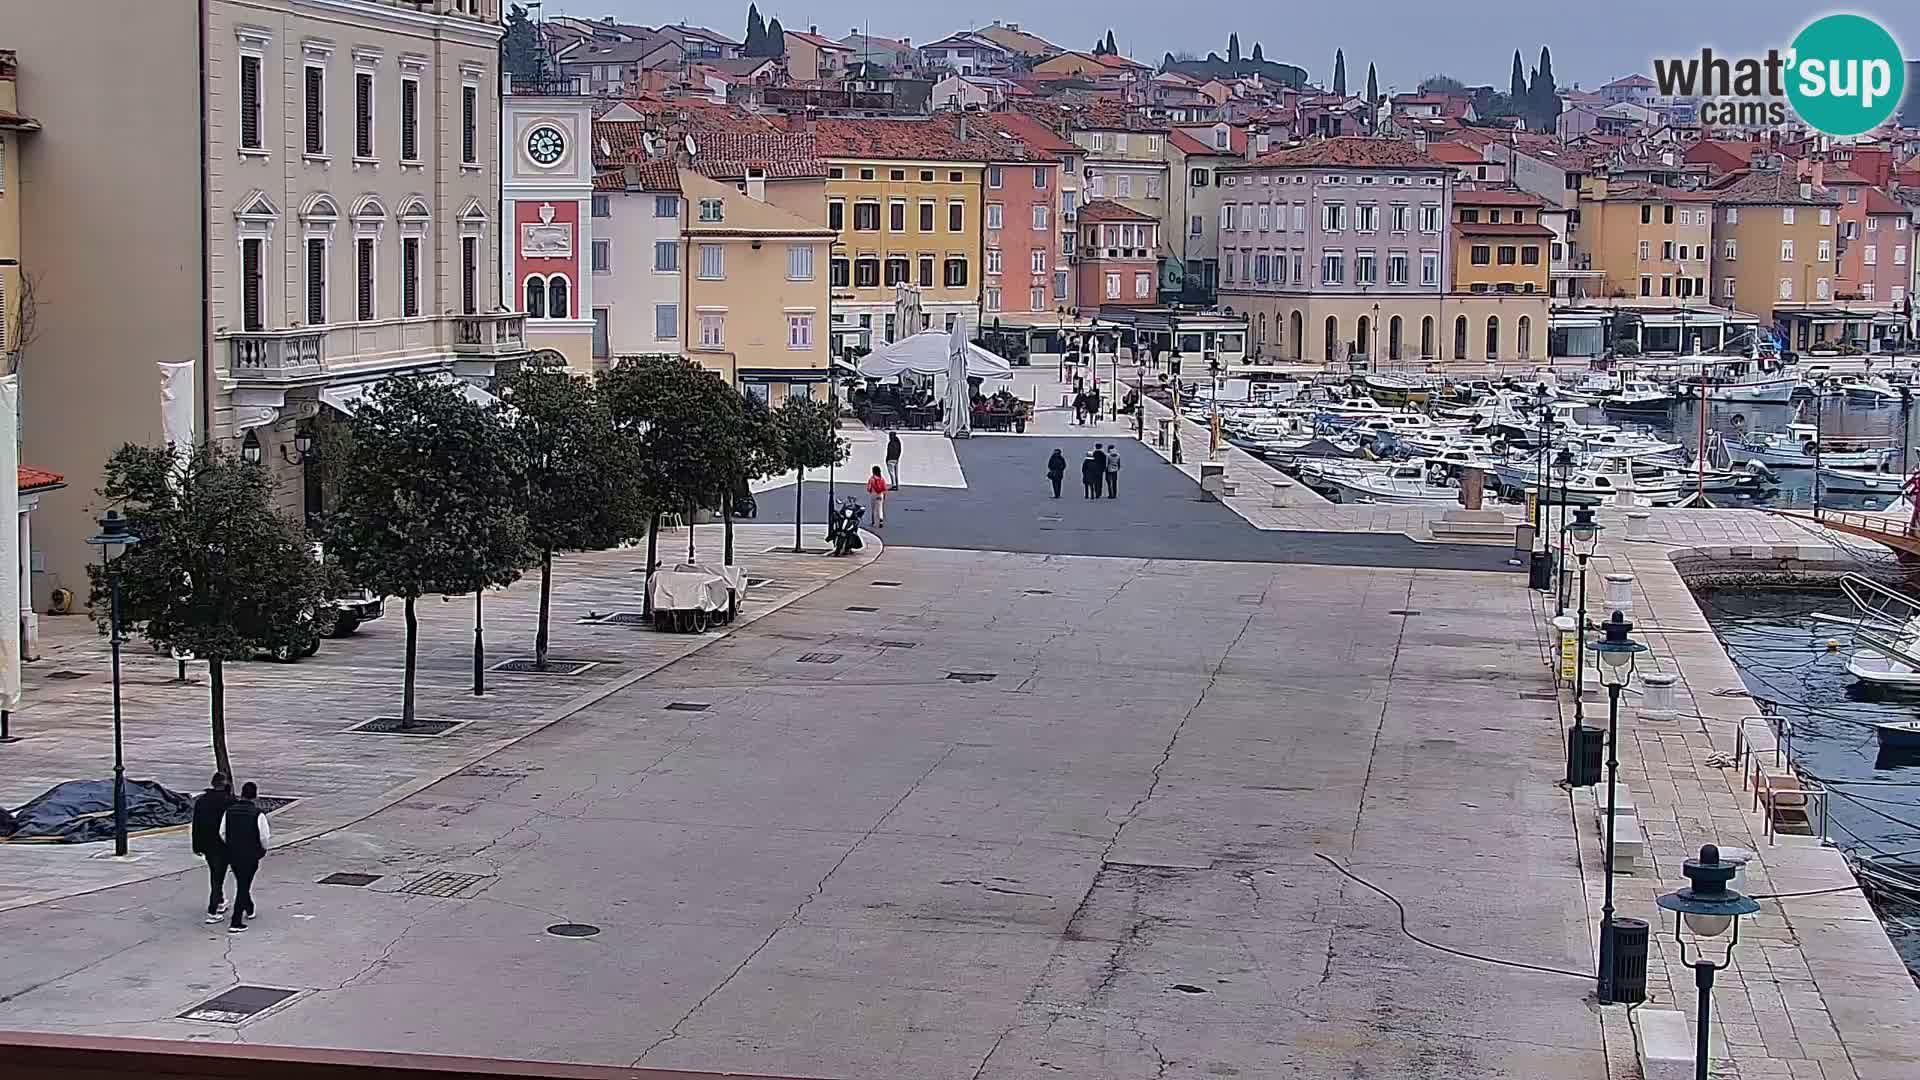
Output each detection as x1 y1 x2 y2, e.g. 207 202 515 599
699 243 724 279
788 313 813 349
891 199 908 231
699 199 723 223
920 201 935 231
401 236 421 316
1421 252 1438 286
241 238 265 331
918 256 934 287
655 240 678 271
461 235 478 314
699 312 724 348
654 303 677 340
1134 272 1150 297
354 72 374 159
854 257 880 287
949 202 964 232
854 201 879 230
788 245 814 280
306 238 328 324
462 85 478 165
986 203 1003 230
1034 205 1048 230
400 78 420 161
304 65 325 155
884 255 909 286
591 238 611 273
944 258 968 287
357 237 376 319
1030 286 1046 310
591 195 610 217
239 54 263 151
655 195 679 218
1105 273 1120 299
830 257 850 287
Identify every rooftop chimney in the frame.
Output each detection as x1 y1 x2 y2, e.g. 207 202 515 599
1799 181 1813 200
1245 123 1262 161
809 24 817 35
746 166 767 202
958 110 969 141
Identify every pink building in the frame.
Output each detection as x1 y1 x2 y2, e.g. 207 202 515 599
978 111 1076 316
1074 199 1159 308
1828 170 1913 311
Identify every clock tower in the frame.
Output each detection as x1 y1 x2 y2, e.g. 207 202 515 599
502 86 595 370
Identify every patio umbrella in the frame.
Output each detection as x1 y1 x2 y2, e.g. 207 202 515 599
944 319 972 439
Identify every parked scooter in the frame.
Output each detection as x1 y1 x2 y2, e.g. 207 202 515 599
827 497 865 556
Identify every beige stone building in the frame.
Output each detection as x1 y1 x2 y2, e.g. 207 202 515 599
2 0 520 610
1576 175 1716 306
1706 161 1843 348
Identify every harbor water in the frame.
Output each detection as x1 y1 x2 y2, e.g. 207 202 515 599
1700 587 1920 981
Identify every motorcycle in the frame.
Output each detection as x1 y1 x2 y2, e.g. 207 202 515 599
827 497 865 557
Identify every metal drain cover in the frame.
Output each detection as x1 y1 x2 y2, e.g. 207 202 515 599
1024 589 1052 595
745 577 775 588
845 605 878 612
594 612 653 627
665 702 710 712
348 716 465 737
490 658 599 676
798 652 842 664
871 580 903 587
398 871 492 898
765 545 832 555
877 640 917 649
318 872 382 887
180 985 298 1024
946 672 997 684
1388 609 1422 616
252 796 299 814
546 923 601 938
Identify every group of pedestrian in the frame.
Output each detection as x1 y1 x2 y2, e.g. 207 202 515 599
1045 444 1120 499
191 773 271 933
1071 384 1103 425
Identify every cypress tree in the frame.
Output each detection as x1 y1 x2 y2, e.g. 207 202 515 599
1251 42 1264 62
1332 49 1346 96
1509 50 1527 106
1104 30 1117 55
1532 46 1560 131
1366 62 1378 104
744 5 765 56
766 17 786 58
1228 33 1241 64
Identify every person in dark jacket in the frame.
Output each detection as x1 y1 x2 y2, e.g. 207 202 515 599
1091 444 1109 497
219 782 271 933
1080 450 1099 498
1046 449 1067 498
191 773 232 923
885 432 903 488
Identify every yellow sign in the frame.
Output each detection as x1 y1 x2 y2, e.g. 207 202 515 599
1559 629 1578 682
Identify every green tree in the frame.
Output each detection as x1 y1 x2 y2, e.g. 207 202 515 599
1531 46 1560 132
1227 33 1240 64
1332 49 1346 96
1366 62 1378 104
765 17 787 58
505 365 647 671
744 4 766 55
1509 50 1527 106
91 443 327 778
501 4 545 82
327 375 530 723
1251 42 1263 63
1419 74 1466 94
1104 30 1117 55
772 395 848 553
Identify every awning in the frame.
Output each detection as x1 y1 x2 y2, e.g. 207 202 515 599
320 373 498 415
856 330 1014 380
1639 311 1728 328
1550 314 1606 328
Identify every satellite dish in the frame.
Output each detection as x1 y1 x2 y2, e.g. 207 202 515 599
598 137 611 158
643 132 659 155
684 134 698 157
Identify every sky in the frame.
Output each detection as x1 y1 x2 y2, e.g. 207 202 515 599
538 1 1917 94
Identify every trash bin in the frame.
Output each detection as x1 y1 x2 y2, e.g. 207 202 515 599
1567 724 1604 787
1270 478 1293 507
1608 917 1650 1004
1198 462 1226 500
1626 511 1651 541
1604 573 1635 617
1639 671 1677 720
1529 549 1555 591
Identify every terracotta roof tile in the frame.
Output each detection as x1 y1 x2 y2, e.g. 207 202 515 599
1453 188 1548 207
688 131 827 179
1707 168 1840 206
1425 142 1485 165
1454 221 1557 237
1246 137 1445 170
18 466 64 491
812 114 1054 163
1076 198 1157 223
1863 187 1910 215
973 110 1075 159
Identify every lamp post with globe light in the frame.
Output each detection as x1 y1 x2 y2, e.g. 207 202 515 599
1590 610 1647 1004
1553 446 1576 615
1568 506 1602 725
85 511 142 857
1656 845 1761 1079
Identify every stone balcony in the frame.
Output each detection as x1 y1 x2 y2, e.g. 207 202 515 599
453 311 528 358
227 328 327 385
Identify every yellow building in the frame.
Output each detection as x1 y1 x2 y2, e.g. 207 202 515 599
1706 163 1841 346
1451 190 1553 294
680 170 835 403
1576 175 1715 304
0 50 36 369
813 115 990 345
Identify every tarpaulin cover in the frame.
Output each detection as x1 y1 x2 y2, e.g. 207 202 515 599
4 779 195 843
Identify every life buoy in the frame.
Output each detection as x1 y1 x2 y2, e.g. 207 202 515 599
49 587 74 615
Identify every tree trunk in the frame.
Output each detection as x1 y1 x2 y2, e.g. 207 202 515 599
402 595 418 724
795 468 805 553
534 545 553 671
643 513 660 619
687 500 697 563
208 658 232 780
722 490 737 621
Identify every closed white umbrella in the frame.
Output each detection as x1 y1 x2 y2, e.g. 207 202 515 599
944 319 971 439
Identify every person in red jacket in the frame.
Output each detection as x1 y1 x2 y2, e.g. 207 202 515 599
866 466 888 528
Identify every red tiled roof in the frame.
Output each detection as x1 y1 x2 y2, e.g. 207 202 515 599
1167 127 1244 156
1822 167 1871 186
1076 198 1156 223
18 467 64 492
1425 142 1485 165
811 114 1053 163
689 131 827 179
1604 74 1655 88
1453 188 1548 207
784 29 852 51
1454 221 1557 238
1598 179 1716 202
1246 137 1444 170
1009 97 1165 134
1707 168 1839 206
593 161 680 192
0 107 39 130
1863 187 1910 216
973 110 1074 160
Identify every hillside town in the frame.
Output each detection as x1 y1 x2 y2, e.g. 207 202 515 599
7 5 1920 1080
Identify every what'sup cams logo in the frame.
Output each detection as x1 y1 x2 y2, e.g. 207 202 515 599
1653 13 1906 136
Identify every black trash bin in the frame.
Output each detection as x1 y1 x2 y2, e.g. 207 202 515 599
1566 724 1604 787
1529 549 1556 591
1608 917 1650 1004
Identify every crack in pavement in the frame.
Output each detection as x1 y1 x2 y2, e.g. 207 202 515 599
630 742 961 1067
0 932 169 1006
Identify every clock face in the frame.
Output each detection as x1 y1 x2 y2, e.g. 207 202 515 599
527 125 565 166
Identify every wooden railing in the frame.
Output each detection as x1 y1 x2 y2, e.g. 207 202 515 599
0 1031 830 1080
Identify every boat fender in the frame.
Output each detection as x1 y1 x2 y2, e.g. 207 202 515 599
1828 639 1841 652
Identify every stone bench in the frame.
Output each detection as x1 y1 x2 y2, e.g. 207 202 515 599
1586 781 1638 822
1586 785 1644 873
1634 1009 1694 1080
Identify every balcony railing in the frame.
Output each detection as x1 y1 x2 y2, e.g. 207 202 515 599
454 312 528 357
228 329 326 384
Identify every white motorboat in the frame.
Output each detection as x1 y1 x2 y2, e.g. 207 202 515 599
1360 373 1435 406
1833 372 1902 404
1501 464 1682 506
1577 428 1686 461
1601 380 1678 415
1724 427 1892 469
1816 575 1920 690
1314 461 1462 505
1682 357 1799 404
1317 396 1391 421
1816 464 1905 493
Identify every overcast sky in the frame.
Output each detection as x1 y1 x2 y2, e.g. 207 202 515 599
541 1 1916 92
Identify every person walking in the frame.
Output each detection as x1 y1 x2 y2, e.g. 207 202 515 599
1105 444 1121 499
1071 391 1085 425
1091 444 1109 498
1088 386 1102 425
218 782 270 933
191 773 233 924
885 431 903 489
865 465 888 528
1046 449 1067 498
1080 449 1100 498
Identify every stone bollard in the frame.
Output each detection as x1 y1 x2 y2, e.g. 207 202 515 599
1639 671 1677 720
1604 573 1635 618
1157 418 1171 448
1270 478 1292 507
1625 511 1651 541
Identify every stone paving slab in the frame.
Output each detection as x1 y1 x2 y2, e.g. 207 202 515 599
0 524 877 911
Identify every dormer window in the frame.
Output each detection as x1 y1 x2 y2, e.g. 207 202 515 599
699 198 723 222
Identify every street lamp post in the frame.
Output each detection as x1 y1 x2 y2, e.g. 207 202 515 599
1169 347 1184 464
1589 609 1647 1004
473 590 485 696
1656 845 1761 1080
1569 506 1603 727
1207 351 1222 460
85 510 142 858
1135 358 1147 442
1553 446 1576 616
1534 390 1552 558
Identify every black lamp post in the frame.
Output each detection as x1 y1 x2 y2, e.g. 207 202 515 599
1569 506 1602 726
1534 389 1552 559
1134 358 1147 441
1589 609 1647 1004
1553 447 1576 616
1169 346 1184 464
473 589 485 696
1207 350 1222 460
1656 845 1761 1079
85 510 141 857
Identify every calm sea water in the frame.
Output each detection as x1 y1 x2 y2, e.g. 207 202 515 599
1598 397 1918 510
1700 589 1920 980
